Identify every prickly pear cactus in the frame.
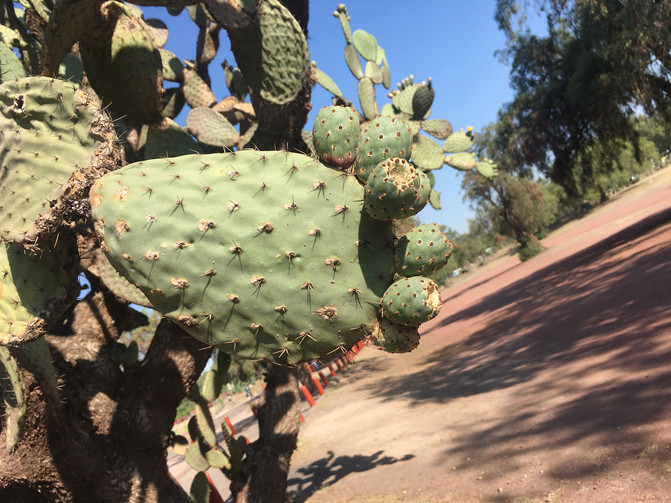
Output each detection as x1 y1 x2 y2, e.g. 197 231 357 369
370 317 420 354
0 77 103 243
381 276 442 327
312 105 360 169
90 150 397 365
363 158 426 220
355 116 413 183
394 223 452 277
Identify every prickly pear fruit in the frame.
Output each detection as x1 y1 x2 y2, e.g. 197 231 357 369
381 276 441 326
356 116 413 183
394 223 452 277
90 151 397 365
370 317 420 354
312 105 360 169
363 158 425 220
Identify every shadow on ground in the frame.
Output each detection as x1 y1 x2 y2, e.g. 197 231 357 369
364 208 671 481
287 450 414 502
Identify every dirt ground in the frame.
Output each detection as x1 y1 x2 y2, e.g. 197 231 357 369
285 168 671 503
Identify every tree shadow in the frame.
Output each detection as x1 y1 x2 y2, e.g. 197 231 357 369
286 450 415 502
360 207 671 480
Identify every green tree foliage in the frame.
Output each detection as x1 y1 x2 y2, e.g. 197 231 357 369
494 0 671 194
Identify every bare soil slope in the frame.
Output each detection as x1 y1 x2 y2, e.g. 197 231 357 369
287 170 671 503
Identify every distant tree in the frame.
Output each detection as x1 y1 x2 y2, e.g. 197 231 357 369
494 0 671 195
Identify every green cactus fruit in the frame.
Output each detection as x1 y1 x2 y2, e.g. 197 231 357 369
476 159 499 178
370 317 420 354
411 135 445 171
79 1 163 125
0 346 25 452
363 158 425 220
312 65 344 99
355 116 413 183
159 49 185 83
352 29 379 62
411 81 434 119
421 119 453 140
202 0 256 30
357 76 377 121
227 0 309 106
312 105 360 169
0 42 25 83
144 118 204 160
182 65 217 109
443 129 474 153
445 152 477 171
344 44 363 80
90 151 397 365
382 276 441 326
0 77 103 243
186 107 239 148
394 223 452 277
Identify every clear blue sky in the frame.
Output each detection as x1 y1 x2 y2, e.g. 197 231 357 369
144 1 519 234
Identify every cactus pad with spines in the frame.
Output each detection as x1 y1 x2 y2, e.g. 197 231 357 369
363 158 425 220
445 151 477 171
355 116 413 183
186 107 239 148
312 105 360 169
351 29 379 62
394 223 452 277
0 42 25 83
443 129 474 153
411 81 434 119
90 151 397 365
421 119 453 140
381 276 441 326
410 135 445 171
0 77 103 243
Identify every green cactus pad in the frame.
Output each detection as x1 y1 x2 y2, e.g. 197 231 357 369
411 82 434 119
90 151 397 365
476 159 499 178
344 44 363 80
0 77 103 243
186 107 239 148
94 248 151 307
313 66 344 99
182 66 217 109
161 87 186 119
190 471 210 503
365 61 383 85
202 0 256 30
394 223 452 277
381 276 441 326
357 77 377 121
145 18 169 48
0 42 25 83
391 85 416 116
428 189 442 210
0 241 74 346
355 116 413 183
333 4 352 44
0 346 25 452
159 49 185 83
445 151 477 171
411 135 445 171
144 118 203 160
227 0 309 105
352 29 379 62
363 158 425 220
58 54 84 86
421 119 453 140
312 105 360 169
443 129 474 153
370 317 420 354
79 1 164 125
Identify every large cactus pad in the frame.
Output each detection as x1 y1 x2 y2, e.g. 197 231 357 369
90 151 397 364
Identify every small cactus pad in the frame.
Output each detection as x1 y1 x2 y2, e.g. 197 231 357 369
394 223 452 277
382 276 441 327
476 159 499 178
0 77 103 243
0 242 73 345
370 317 420 354
355 116 413 183
351 29 379 62
90 151 397 365
312 105 360 169
363 158 425 221
445 152 477 171
421 119 453 140
443 129 474 153
0 346 25 452
0 42 25 83
411 82 434 119
185 107 239 148
411 135 445 171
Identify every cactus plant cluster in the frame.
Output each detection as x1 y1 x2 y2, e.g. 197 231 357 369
90 110 453 362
